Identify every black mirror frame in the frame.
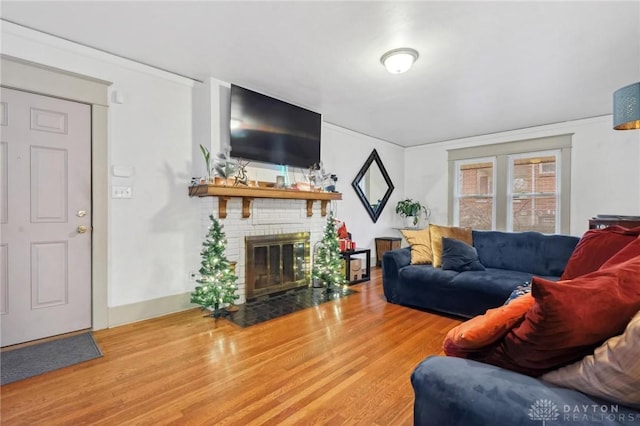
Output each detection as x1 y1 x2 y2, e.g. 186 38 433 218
351 149 395 223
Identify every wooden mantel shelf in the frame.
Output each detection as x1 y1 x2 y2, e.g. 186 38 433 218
188 184 342 219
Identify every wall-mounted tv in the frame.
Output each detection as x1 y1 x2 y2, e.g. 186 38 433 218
229 84 321 169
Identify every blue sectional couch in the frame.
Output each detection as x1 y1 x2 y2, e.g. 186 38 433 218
382 230 580 318
412 356 640 426
384 229 640 424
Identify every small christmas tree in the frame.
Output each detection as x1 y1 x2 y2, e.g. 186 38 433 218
191 215 239 318
312 211 347 291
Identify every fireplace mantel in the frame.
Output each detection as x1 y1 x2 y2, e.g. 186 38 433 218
188 184 342 218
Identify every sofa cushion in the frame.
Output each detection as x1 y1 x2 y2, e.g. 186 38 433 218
420 268 544 318
412 356 640 426
477 256 640 377
599 235 640 269
397 265 458 297
541 309 640 409
444 293 533 355
401 227 433 264
449 268 542 309
441 237 486 272
429 224 472 268
472 230 578 277
560 225 640 280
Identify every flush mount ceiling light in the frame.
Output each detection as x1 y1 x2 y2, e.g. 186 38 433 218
613 82 640 130
380 48 419 74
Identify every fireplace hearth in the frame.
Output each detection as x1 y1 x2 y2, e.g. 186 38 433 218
245 233 310 299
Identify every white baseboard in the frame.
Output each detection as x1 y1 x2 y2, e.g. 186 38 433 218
107 292 195 327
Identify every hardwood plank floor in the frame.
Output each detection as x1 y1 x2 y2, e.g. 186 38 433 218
0 268 462 425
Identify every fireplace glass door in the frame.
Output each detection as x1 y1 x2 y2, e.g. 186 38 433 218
246 233 310 299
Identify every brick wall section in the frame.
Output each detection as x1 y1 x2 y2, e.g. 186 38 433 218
199 197 326 304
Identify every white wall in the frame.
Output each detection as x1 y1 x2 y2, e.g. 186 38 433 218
2 23 404 324
404 116 640 236
194 78 406 260
321 124 405 251
7 21 635 325
2 23 202 312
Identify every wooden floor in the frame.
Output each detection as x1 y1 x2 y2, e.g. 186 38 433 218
0 268 462 425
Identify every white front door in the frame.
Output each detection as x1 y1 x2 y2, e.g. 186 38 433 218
0 87 92 347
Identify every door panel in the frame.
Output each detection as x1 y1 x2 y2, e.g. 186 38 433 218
30 107 68 134
1 142 7 224
0 244 7 315
31 146 68 222
0 87 91 347
31 241 68 308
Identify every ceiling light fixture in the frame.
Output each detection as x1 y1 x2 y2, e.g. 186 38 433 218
380 48 419 74
613 82 640 130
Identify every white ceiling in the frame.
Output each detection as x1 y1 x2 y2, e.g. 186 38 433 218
2 1 639 147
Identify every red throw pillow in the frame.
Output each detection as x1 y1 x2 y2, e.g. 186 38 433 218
475 256 640 377
560 226 640 280
600 235 640 269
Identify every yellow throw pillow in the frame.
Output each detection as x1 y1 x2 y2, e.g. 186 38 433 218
429 224 473 267
401 228 432 264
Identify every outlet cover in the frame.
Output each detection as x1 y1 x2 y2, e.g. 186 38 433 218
112 185 132 199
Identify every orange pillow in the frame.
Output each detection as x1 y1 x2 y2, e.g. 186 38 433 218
443 293 534 356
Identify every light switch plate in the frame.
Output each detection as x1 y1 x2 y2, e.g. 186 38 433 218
112 185 132 199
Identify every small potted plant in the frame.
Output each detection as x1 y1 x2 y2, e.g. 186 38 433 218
213 149 238 185
395 198 431 227
199 144 214 183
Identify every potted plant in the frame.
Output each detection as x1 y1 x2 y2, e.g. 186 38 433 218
395 198 431 227
213 149 238 185
199 144 214 183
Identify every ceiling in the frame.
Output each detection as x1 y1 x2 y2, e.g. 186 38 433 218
2 1 639 147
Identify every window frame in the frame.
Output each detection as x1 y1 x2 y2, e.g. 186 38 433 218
453 157 497 230
448 135 572 234
506 150 561 233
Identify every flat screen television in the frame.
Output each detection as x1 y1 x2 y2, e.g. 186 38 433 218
229 84 321 168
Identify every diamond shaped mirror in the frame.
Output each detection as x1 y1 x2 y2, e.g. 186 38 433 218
351 149 395 223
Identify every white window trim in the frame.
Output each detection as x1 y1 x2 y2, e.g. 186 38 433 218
447 134 572 234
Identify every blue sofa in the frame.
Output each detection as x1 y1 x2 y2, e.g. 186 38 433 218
382 230 580 318
412 356 640 425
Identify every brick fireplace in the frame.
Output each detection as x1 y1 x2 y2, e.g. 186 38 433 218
199 196 328 304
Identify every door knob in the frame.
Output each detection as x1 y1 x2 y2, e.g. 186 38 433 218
77 225 88 234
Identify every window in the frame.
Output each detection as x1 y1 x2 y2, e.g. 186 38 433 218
448 135 571 234
454 158 495 230
539 162 555 174
508 152 559 234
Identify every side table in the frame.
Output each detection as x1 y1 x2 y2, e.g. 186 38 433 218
375 237 401 266
340 248 371 285
588 217 640 230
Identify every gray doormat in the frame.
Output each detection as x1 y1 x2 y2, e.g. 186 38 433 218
1 332 102 385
